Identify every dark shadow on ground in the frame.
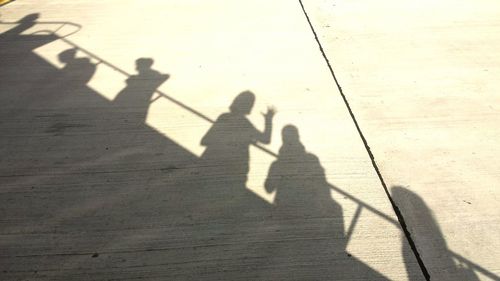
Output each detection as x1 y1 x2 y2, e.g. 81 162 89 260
261 125 386 279
392 186 479 281
1 14 400 280
113 58 169 124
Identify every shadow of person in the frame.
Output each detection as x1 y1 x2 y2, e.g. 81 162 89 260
200 90 275 188
0 13 59 112
20 48 98 113
113 58 169 123
0 13 39 38
391 186 480 281
58 48 96 85
189 91 275 220
260 125 388 280
266 125 343 221
36 48 98 135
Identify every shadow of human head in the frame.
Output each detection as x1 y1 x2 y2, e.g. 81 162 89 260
58 48 78 64
135 57 154 74
279 125 305 157
391 186 447 247
57 48 96 85
229 90 255 115
282 124 299 143
391 186 479 281
18 13 40 23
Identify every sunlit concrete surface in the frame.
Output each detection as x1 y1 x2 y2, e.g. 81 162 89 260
0 1 425 280
302 0 500 280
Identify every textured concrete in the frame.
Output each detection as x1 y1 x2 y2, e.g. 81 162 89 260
302 0 500 280
0 1 424 280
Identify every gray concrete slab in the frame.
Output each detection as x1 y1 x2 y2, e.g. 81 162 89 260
302 0 500 280
0 1 424 280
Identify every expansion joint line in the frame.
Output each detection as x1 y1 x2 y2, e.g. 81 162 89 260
297 0 431 280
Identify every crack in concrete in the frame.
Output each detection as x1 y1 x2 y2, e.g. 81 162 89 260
296 0 431 280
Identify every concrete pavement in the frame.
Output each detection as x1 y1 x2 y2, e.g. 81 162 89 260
0 0 498 280
302 0 500 279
